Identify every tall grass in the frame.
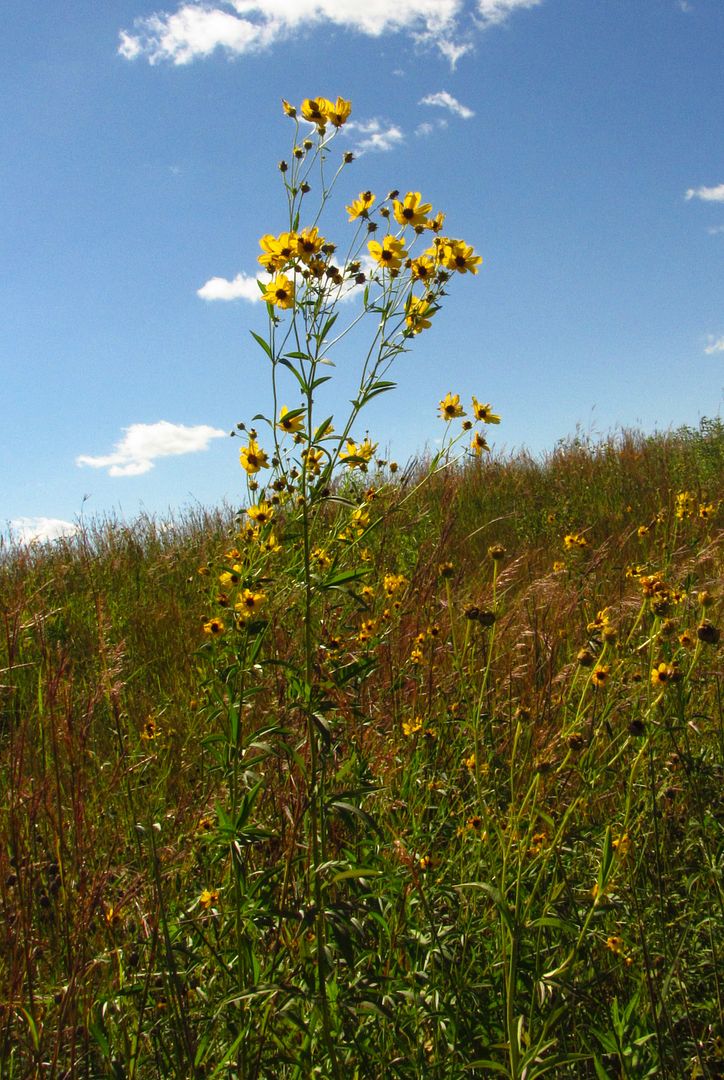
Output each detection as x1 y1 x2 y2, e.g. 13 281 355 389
1 421 721 1078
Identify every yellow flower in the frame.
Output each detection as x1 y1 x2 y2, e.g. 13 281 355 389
277 405 304 434
439 392 465 420
235 589 266 621
203 617 225 636
219 564 240 585
104 905 123 929
302 446 324 475
239 437 269 475
471 397 501 424
528 831 548 856
296 226 325 262
405 295 434 334
141 717 159 741
281 99 297 118
368 235 407 271
409 255 435 282
261 274 295 309
258 231 297 272
591 665 610 688
350 506 370 532
357 617 376 643
393 192 433 228
606 935 624 956
246 501 274 525
674 490 696 520
471 431 490 456
651 662 674 687
340 437 377 469
426 210 446 233
612 834 631 857
440 239 482 274
402 716 423 736
383 573 406 596
346 190 375 220
300 97 328 130
322 96 351 128
312 547 331 571
199 888 220 910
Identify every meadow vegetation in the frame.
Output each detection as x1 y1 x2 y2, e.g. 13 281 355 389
1 96 722 1078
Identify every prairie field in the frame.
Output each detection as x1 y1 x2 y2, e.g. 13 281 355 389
1 419 722 1079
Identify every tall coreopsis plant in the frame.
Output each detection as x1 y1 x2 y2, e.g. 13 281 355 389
198 94 494 1072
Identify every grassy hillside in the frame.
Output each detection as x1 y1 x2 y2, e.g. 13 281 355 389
1 420 722 1078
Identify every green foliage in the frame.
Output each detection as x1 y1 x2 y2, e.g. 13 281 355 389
0 423 722 1078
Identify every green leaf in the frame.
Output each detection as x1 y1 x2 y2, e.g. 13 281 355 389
87 1017 110 1060
327 800 382 835
330 655 376 687
310 375 331 391
319 312 339 342
278 357 309 392
313 415 334 440
353 380 397 408
593 1056 613 1080
250 330 273 360
321 567 371 589
462 1061 509 1074
453 881 515 933
330 867 383 884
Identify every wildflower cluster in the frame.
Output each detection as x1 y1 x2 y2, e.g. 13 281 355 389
201 95 493 648
438 393 500 456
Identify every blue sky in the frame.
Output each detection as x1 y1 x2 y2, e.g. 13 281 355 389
3 0 722 541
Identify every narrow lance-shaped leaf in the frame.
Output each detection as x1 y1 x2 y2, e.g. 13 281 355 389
250 330 273 360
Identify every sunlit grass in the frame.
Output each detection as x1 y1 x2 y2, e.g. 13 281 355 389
0 422 721 1078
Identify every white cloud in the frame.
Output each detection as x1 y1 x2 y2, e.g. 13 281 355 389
197 271 266 301
704 336 724 355
419 90 475 119
685 183 724 203
76 421 226 478
9 517 78 544
344 119 405 155
119 0 543 66
476 0 543 26
415 118 448 137
707 225 724 235
436 38 474 67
